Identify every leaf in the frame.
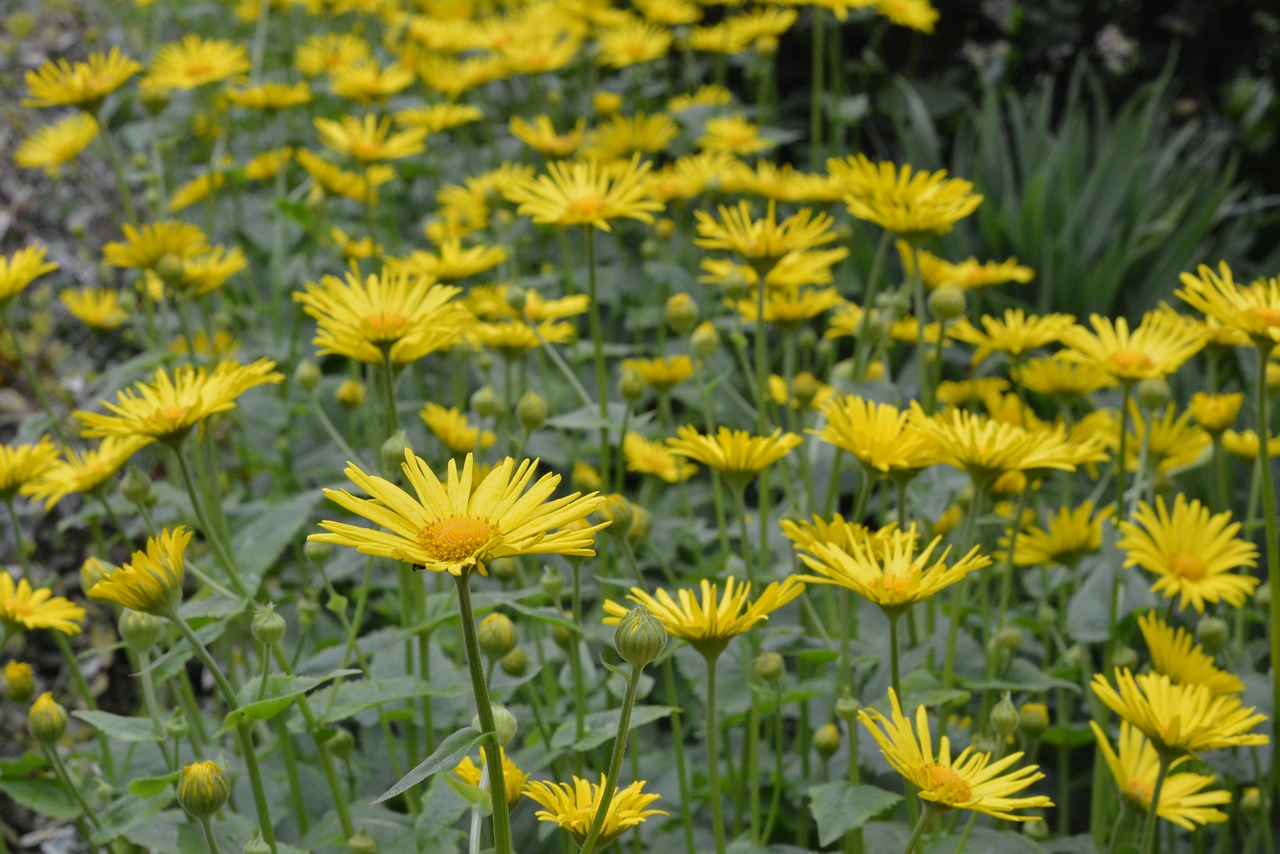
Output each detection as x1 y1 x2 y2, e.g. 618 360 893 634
442 773 493 816
0 778 81 819
552 705 676 752
92 792 171 844
73 710 162 743
320 676 466 724
962 659 1081 694
218 669 358 734
231 490 324 595
1066 555 1115 643
372 726 485 805
128 770 181 798
808 782 902 846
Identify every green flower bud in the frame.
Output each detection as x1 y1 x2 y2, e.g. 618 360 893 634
1112 644 1138 672
347 830 377 854
990 692 1019 738
243 831 273 854
792 372 822 409
327 728 355 760
472 704 518 747
814 722 840 759
251 603 287 648
1255 583 1271 610
471 385 499 418
120 465 156 507
478 612 518 660
1063 643 1089 671
665 293 700 336
539 566 565 599
166 710 189 740
297 595 321 630
488 557 518 583
619 370 646 403
971 735 998 755
326 592 349 616
294 360 321 392
304 540 333 565
1195 616 1229 654
155 253 186 287
597 494 634 535
1136 378 1171 410
1241 786 1262 816
1022 817 1049 840
380 431 412 474
720 268 751 301
928 284 967 321
4 660 34 703
995 626 1024 654
834 690 861 723
516 391 547 432
94 779 113 804
119 608 165 653
1018 702 1050 739
1035 604 1057 633
178 760 231 818
831 359 855 384
753 652 784 683
506 288 528 313
335 379 366 409
501 647 530 677
690 321 720 358
28 692 67 745
627 505 652 546
613 605 668 670
551 613 575 649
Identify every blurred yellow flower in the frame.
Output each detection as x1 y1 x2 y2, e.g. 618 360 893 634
421 403 496 455
667 425 802 489
102 220 210 272
22 437 148 509
621 356 694 393
596 17 673 68
0 245 59 302
949 308 1075 365
295 33 370 77
1138 612 1243 696
23 48 141 109
832 155 981 241
316 114 427 164
14 113 99 177
509 115 586 159
623 432 697 483
1060 309 1204 383
329 59 414 103
505 155 662 232
145 35 250 91
455 748 527 808
224 80 311 111
0 437 59 500
1187 392 1243 434
0 571 84 637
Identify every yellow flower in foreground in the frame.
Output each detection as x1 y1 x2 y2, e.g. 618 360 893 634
14 113 99 177
831 155 981 241
102 220 210 272
1090 668 1268 756
75 359 283 445
1117 495 1259 613
1137 612 1243 696
949 308 1075 365
23 47 141 109
0 571 85 637
667 425 802 489
1 245 59 303
0 437 59 499
22 437 148 509
603 575 804 657
1060 309 1204 383
455 748 527 808
86 527 191 616
911 405 1100 483
311 452 606 577
504 155 662 232
60 287 128 329
421 403 495 455
145 35 250 91
795 525 988 616
524 776 666 849
315 114 427 164
814 396 940 476
859 689 1053 820
1177 260 1280 347
1090 721 1230 830
623 433 697 483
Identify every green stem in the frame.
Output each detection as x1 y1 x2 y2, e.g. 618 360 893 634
809 9 825 170
940 481 987 719
52 632 116 779
1139 753 1172 854
2 310 70 445
663 656 697 854
379 352 400 444
578 663 644 854
166 443 248 598
888 612 903 704
44 745 103 831
1253 345 1280 807
4 497 32 579
705 651 727 854
136 650 176 771
760 681 785 842
570 561 587 770
583 226 611 487
851 233 892 380
909 245 932 414
902 803 932 854
96 114 139 226
199 815 222 854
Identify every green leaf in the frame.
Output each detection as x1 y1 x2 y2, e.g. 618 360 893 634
92 792 171 844
372 726 485 805
442 772 493 816
808 782 902 846
0 777 81 819
962 659 1081 694
231 490 324 596
319 676 466 724
1040 724 1097 749
73 710 162 743
218 669 358 735
128 770 181 798
553 705 675 752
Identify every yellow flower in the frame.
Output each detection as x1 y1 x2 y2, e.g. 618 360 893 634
898 241 1034 291
387 239 507 284
669 88 732 115
0 437 59 500
295 149 393 205
934 377 1009 408
1122 401 1210 474
1221 428 1280 460
506 155 663 232
733 160 843 204
329 59 414 104
330 227 382 262
603 575 804 656
910 405 1102 483
496 28 581 75
87 527 191 616
1137 612 1243 696
311 452 606 577
0 245 59 303
1059 309 1204 383
733 287 844 327
667 425 802 489
454 748 527 808
224 81 312 111
295 33 370 77
814 396 940 476
623 433 697 483
695 200 837 268
393 103 484 136
169 329 239 359
781 516 906 556
74 359 283 445
621 356 694 393
596 17 673 68
510 115 586 159
831 155 981 241
472 320 575 360
102 220 210 272
524 776 666 848
768 372 833 411
647 151 745 202
1090 721 1231 830
1177 260 1280 348
584 112 679 161
1011 355 1116 400
698 115 775 156
166 171 227 213
315 114 427 164
859 689 1053 820
1187 392 1243 434
795 525 988 616
875 0 940 32
0 571 85 637
243 147 293 181
23 47 141 109
292 268 471 365
421 403 496 455
700 249 849 292
21 437 148 509
14 113 99 177
1090 668 1268 756
1118 495 1259 613
1010 501 1112 568
637 0 701 25
949 309 1075 365
144 36 250 91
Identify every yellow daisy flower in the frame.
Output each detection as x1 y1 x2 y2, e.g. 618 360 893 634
623 432 697 483
421 403 496 455
505 155 662 232
472 320 576 360
831 155 981 242
934 377 1010 408
393 103 484 135
329 58 414 104
59 287 128 330
86 527 191 617
1059 309 1205 383
1177 260 1280 348
814 396 941 477
0 245 59 303
698 115 775 156
147 245 248 297
224 80 312 111
23 47 142 109
1090 721 1231 830
387 239 507 284
897 241 1034 291
732 287 844 327
694 200 838 268
596 17 673 68
781 516 906 556
294 33 370 78
1010 501 1112 568
102 220 210 272
1137 612 1243 696
0 571 85 637
295 149 394 205
621 356 694 393
637 0 702 26
603 575 804 656
315 114 427 164
699 249 849 292
733 160 844 204
768 372 834 411
509 115 586 160
1187 392 1243 434
311 452 606 577
74 359 283 445
0 437 59 500
1011 355 1116 401
668 86 732 113
144 35 250 91
21 437 149 509
166 171 227 213
1121 401 1210 474
859 689 1053 820
524 776 666 849
455 748 527 808
875 0 940 32
667 425 803 489
1117 495 1259 613
1221 428 1280 461
243 147 293 181
1090 668 1268 756
949 308 1075 365
14 113 99 177
583 112 679 161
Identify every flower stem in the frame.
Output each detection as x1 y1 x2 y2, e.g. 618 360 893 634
199 815 222 854
1139 753 1172 854
136 649 176 771
578 662 644 854
663 656 697 854
43 745 103 832
888 612 903 704
453 572 513 854
379 352 400 445
570 560 587 774
2 310 70 446
51 632 117 779
1253 344 1280 806
705 651 727 854
902 803 932 854
760 680 785 842
583 226 612 488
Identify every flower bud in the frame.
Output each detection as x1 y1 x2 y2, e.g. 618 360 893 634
1034 604 1057 633
500 647 530 677
178 760 231 818
506 288 528 313
326 592 349 616
120 465 156 507
655 218 676 239
834 690 861 723
1136 378 1171 410
613 605 668 670
4 660 34 703
990 692 1019 738
166 710 189 740
813 722 840 759
627 505 652 546
1018 702 1049 739
304 540 332 564
1195 616 1229 654
471 385 498 418
472 704 518 747
597 494 634 534
593 90 622 115
347 830 377 854
691 321 720 358
516 391 547 432
335 379 366 409
1022 816 1049 840
665 293 700 336
754 652 784 683
297 595 321 630
327 728 355 760
1112 644 1138 672
478 612 518 660
540 566 564 599
928 285 966 321
792 372 822 409
995 626 1024 654
251 603 287 648
29 693 68 745
1256 583 1272 610
243 831 273 854
155 253 186 286
380 431 412 474
120 609 165 653
572 463 602 492
94 779 113 803
1241 786 1262 816
294 360 321 392
488 557 518 583
619 370 646 403
551 612 575 649
1063 643 1089 671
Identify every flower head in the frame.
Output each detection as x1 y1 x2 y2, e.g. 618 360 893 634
504 155 662 232
814 396 941 476
0 245 59 303
455 748 527 807
311 452 606 577
14 113 99 177
831 155 981 242
695 200 837 268
949 309 1075 365
1060 309 1204 383
102 221 210 272
876 0 940 33
1012 355 1116 401
60 287 129 329
144 35 249 91
1010 501 1111 568
1138 612 1243 696
0 436 59 500
667 425 802 489
224 81 311 111
86 527 191 616
1177 260 1280 348
509 115 586 159
524 776 666 849
23 47 141 109
315 114 427 164
621 356 694 393
0 571 85 637
22 437 149 509
858 689 1053 820
597 17 673 68
1187 392 1243 434
622 433 696 483
421 403 496 455
898 242 1033 292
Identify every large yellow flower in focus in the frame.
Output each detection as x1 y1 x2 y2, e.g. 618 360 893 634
0 571 85 637
814 396 940 477
830 155 981 242
1137 612 1243 696
859 689 1053 821
311 452 607 577
1059 309 1204 383
87 527 191 617
23 47 142 109
524 776 666 849
504 155 663 232
666 425 802 489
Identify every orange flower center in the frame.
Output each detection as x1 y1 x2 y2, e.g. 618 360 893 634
184 61 214 79
353 140 384 159
571 197 607 218
1251 307 1280 328
1123 775 1154 809
360 312 408 338
1168 553 1206 580
149 405 191 427
1107 350 1153 372
920 763 972 804
868 574 912 604
417 516 500 563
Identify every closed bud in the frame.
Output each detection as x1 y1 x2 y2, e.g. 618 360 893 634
876 291 911 318
243 831 273 854
380 431 412 473
1241 786 1262 816
1035 604 1057 633
665 293 700 335
516 391 547 432
640 238 658 258
166 710 189 740
1063 643 1089 671
120 465 156 507
347 830 377 854
691 321 720 358
540 566 564 599
972 735 998 755
1112 644 1138 672
472 704 518 747
294 360 321 392
297 595 320 629
627 505 652 546
155 253 186 286
720 268 751 301
327 728 355 760
1136 378 1171 411
1195 616 1229 654
476 351 496 372
506 288 527 313
834 690 861 723
990 692 1018 738
500 647 529 677
488 557 518 582
94 779 113 803
551 611 575 649
251 603 286 647
326 592 349 616
655 218 676 239
831 359 855 384
995 626 1024 654
304 540 332 564
753 652 784 683
597 494 634 534
928 284 966 321
478 612 518 660
814 722 840 759
1023 818 1049 840
619 370 646 403
1018 702 1049 739
5 660 34 703
28 693 68 745
120 609 165 653
471 385 498 418
1254 583 1271 610
178 760 231 818
335 379 366 409
613 605 667 670
792 372 822 408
